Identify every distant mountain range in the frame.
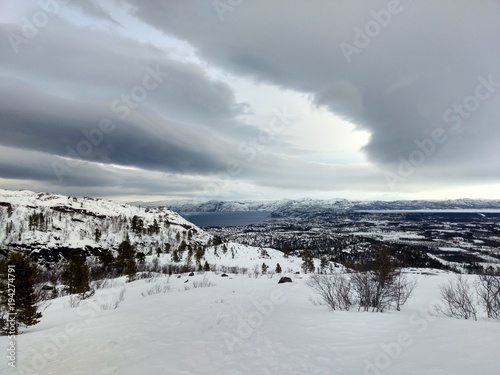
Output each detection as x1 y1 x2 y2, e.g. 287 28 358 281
129 198 500 217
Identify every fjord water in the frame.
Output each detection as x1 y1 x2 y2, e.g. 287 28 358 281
180 211 271 227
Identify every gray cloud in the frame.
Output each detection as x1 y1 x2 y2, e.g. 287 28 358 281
1 1 499 200
116 0 500 183
68 0 121 26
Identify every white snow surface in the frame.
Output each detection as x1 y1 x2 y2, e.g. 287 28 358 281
2 270 499 375
0 189 210 252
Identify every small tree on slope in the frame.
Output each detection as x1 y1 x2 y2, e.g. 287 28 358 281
0 252 42 334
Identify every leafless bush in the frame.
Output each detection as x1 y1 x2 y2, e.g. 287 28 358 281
436 274 478 320
99 288 126 310
307 273 354 311
192 275 215 288
141 281 172 297
391 272 418 311
308 269 416 313
350 271 374 311
476 271 500 320
91 278 123 290
253 264 260 278
118 288 126 302
67 295 81 308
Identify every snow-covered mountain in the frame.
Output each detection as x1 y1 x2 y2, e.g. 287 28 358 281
0 189 306 272
129 198 354 215
0 189 210 261
130 198 500 217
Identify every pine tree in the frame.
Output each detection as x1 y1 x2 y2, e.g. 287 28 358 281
0 252 42 333
301 248 315 274
116 240 136 275
125 258 137 282
61 252 91 298
136 252 146 264
261 262 269 274
99 250 114 277
203 261 210 272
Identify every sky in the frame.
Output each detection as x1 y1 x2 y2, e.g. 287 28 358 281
1 0 499 202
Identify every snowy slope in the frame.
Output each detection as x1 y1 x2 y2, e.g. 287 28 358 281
0 189 210 257
2 270 499 375
0 189 309 272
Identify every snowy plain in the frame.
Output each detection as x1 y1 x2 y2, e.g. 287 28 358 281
2 269 499 375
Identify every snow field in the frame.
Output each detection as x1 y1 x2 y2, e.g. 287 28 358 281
1 270 499 375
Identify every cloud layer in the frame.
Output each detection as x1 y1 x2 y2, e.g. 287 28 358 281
1 0 499 200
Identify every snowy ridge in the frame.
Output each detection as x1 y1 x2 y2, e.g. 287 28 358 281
129 198 353 214
129 198 500 217
0 189 306 271
0 189 210 257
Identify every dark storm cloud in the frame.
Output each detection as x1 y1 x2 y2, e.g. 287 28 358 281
0 145 213 199
0 18 258 182
116 0 500 183
2 0 499 199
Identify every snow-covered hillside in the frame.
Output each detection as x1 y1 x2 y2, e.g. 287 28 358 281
0 189 308 272
0 189 210 260
2 270 499 375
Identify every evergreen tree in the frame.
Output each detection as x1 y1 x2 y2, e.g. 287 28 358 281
136 252 146 264
125 258 137 282
0 252 42 333
203 261 210 272
99 250 114 277
261 262 269 274
116 240 137 281
275 263 282 274
116 239 136 274
301 248 315 274
61 252 91 298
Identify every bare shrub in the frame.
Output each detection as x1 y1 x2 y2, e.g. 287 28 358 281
309 268 416 313
436 274 478 320
66 295 81 308
192 275 215 289
350 271 376 312
306 273 353 311
391 272 418 311
141 281 171 297
476 271 500 320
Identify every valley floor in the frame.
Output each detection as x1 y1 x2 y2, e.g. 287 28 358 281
2 270 499 375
